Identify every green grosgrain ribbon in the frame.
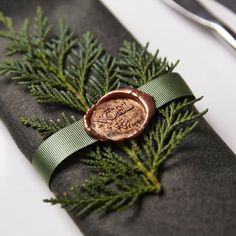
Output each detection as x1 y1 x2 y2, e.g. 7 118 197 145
32 73 194 186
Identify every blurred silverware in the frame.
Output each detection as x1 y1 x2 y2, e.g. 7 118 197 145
162 0 236 50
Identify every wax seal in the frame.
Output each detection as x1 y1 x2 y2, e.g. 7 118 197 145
84 88 156 141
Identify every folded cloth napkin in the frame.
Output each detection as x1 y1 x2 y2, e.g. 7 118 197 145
0 0 236 236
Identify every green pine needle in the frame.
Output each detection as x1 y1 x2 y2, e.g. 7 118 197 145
20 113 78 138
86 54 119 106
0 8 207 217
0 7 106 112
117 41 178 87
45 146 155 216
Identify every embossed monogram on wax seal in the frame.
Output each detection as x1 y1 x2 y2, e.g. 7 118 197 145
84 88 156 141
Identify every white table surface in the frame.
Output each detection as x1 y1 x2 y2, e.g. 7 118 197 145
0 0 236 235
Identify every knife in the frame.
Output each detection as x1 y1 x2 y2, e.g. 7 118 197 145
162 0 236 50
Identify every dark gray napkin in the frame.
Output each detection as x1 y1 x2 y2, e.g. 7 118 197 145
217 0 236 12
0 0 236 236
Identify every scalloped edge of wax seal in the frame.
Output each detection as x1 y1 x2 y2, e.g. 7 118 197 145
83 88 156 141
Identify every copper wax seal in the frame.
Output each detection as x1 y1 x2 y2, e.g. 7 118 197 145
84 88 156 141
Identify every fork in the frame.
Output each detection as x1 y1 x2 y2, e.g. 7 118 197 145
162 0 236 50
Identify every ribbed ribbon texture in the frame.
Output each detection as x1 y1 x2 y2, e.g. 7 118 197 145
32 73 194 186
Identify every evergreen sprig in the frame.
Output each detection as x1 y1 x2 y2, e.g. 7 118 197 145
21 113 78 138
86 54 119 106
0 8 207 217
45 97 207 215
117 41 178 87
45 146 155 216
0 8 113 112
